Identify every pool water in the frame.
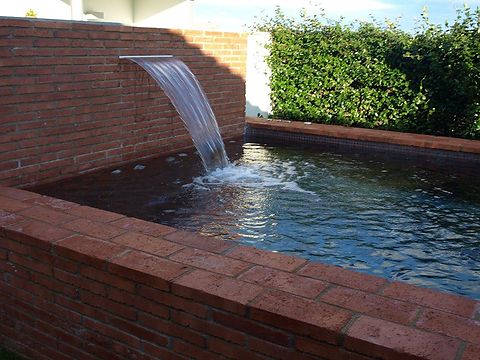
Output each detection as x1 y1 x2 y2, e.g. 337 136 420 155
32 140 480 299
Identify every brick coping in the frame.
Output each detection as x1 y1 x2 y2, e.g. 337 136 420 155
0 185 479 359
246 117 480 155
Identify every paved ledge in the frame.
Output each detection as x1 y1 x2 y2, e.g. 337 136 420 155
246 117 480 154
0 185 479 360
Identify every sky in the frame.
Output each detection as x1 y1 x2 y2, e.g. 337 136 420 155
193 0 480 31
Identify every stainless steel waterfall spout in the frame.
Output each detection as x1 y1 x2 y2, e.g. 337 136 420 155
119 55 174 59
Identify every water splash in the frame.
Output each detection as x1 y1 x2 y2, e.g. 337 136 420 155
185 163 315 194
123 56 229 171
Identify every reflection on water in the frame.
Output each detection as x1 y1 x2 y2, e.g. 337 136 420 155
32 140 480 299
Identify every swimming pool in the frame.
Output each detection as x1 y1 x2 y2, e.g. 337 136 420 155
33 140 480 299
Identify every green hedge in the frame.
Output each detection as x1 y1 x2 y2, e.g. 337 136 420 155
256 7 480 139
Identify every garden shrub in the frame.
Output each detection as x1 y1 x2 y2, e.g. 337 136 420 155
255 6 480 139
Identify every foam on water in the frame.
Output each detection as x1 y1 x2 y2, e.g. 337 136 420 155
185 162 314 194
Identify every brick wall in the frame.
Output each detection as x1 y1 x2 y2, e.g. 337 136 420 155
0 18 247 188
0 186 479 360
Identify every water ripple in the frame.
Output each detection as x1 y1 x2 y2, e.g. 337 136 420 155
183 143 480 299
33 141 480 299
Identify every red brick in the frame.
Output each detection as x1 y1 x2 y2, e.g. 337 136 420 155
35 298 82 324
142 341 184 360
321 286 420 325
139 312 206 346
53 257 79 273
173 269 263 315
0 282 35 303
19 324 61 353
170 247 250 277
345 316 460 360
0 18 32 27
80 266 135 292
301 338 371 360
164 230 233 254
227 245 307 272
62 218 126 240
35 318 82 348
65 206 124 223
55 294 110 324
0 196 32 213
208 337 268 360
212 310 289 345
246 117 480 155
7 274 55 302
110 232 183 256
172 310 246 345
53 29 88 38
239 266 328 299
297 262 387 293
109 250 190 290
250 290 352 344
26 196 79 211
382 281 478 318
0 260 31 279
83 318 140 348
79 290 137 320
103 316 167 349
0 210 24 228
83 338 124 360
4 219 74 250
2 237 30 255
88 31 119 39
462 344 480 360
18 206 76 225
138 285 208 318
172 339 211 360
8 252 52 275
57 343 97 360
55 235 126 268
36 320 83 347
110 217 175 237
27 246 54 264
111 287 170 319
416 309 480 345
249 338 311 360
54 267 106 295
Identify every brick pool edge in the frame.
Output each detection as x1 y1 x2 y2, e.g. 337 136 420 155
246 117 480 156
0 185 479 360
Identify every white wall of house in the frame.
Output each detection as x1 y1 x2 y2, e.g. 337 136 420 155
133 0 193 28
83 0 132 23
0 0 193 28
246 32 271 118
0 0 71 20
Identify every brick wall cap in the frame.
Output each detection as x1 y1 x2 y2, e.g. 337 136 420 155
1 185 479 360
246 117 480 155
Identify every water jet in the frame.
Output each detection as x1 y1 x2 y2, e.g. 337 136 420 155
120 55 229 172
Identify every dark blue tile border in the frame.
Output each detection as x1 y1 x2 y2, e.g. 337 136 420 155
245 125 480 164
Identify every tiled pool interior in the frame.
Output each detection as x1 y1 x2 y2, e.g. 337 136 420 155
32 137 480 299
